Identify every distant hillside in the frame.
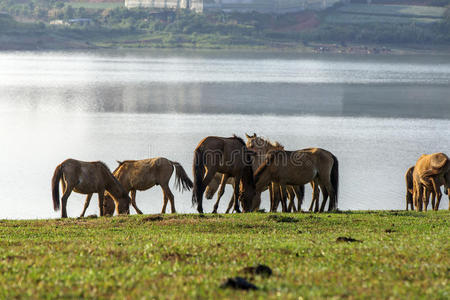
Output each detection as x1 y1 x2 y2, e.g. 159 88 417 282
0 0 449 51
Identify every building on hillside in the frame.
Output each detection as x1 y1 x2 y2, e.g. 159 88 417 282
125 0 344 14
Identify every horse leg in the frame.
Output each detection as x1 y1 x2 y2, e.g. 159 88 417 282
269 184 275 212
129 190 143 214
431 177 441 211
226 194 234 213
163 184 176 214
212 174 229 213
320 180 334 212
271 182 282 212
308 182 315 212
160 186 169 214
412 182 419 211
287 186 296 212
423 189 430 212
405 188 411 211
98 190 105 217
233 174 242 213
80 193 93 218
417 184 424 212
293 185 304 212
278 184 288 212
197 169 217 214
60 186 73 218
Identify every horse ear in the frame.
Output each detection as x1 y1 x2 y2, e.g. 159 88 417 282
252 133 256 138
116 160 123 165
245 133 251 138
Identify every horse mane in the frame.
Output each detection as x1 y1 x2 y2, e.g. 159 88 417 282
232 134 246 146
98 161 124 190
253 152 277 181
256 136 284 150
113 160 136 174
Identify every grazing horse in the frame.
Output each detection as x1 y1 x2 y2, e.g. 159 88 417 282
84 157 193 216
52 159 130 218
437 170 450 210
192 135 256 213
254 148 339 212
246 133 325 212
412 153 449 211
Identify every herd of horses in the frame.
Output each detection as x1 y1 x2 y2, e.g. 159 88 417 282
405 152 450 211
51 134 449 218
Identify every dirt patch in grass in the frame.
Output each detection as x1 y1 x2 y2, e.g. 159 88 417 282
336 236 363 243
142 215 164 222
241 264 272 277
221 277 258 290
267 215 299 223
161 252 193 262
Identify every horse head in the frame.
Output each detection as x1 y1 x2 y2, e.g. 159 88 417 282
239 164 256 212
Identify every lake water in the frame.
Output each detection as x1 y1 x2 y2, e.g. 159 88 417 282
0 50 449 219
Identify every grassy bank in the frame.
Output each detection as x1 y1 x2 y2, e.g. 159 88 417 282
0 211 448 299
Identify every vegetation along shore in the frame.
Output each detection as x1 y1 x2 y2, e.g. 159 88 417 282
0 212 449 299
1 0 450 53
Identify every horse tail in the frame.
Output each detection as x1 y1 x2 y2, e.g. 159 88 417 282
170 161 193 192
192 147 205 207
330 154 339 210
52 164 63 211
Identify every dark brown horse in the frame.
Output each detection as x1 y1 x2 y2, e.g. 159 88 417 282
52 159 130 218
85 157 193 216
254 148 339 212
405 166 415 211
192 135 256 213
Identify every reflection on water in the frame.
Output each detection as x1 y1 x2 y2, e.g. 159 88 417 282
1 50 449 118
0 50 449 219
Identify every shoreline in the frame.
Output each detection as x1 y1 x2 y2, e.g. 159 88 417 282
1 32 450 55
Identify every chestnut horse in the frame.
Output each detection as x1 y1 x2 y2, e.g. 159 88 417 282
412 153 449 211
192 135 256 213
52 159 130 218
83 157 193 216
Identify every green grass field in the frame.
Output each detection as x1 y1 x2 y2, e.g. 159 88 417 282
66 2 124 10
0 211 449 299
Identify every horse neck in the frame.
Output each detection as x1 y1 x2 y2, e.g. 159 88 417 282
103 169 126 199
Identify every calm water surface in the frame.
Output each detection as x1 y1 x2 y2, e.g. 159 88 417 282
0 50 449 219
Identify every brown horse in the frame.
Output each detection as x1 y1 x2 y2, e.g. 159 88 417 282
412 153 449 211
52 159 130 218
192 135 256 213
245 133 300 212
246 133 327 212
84 157 193 216
405 166 415 211
254 148 339 212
